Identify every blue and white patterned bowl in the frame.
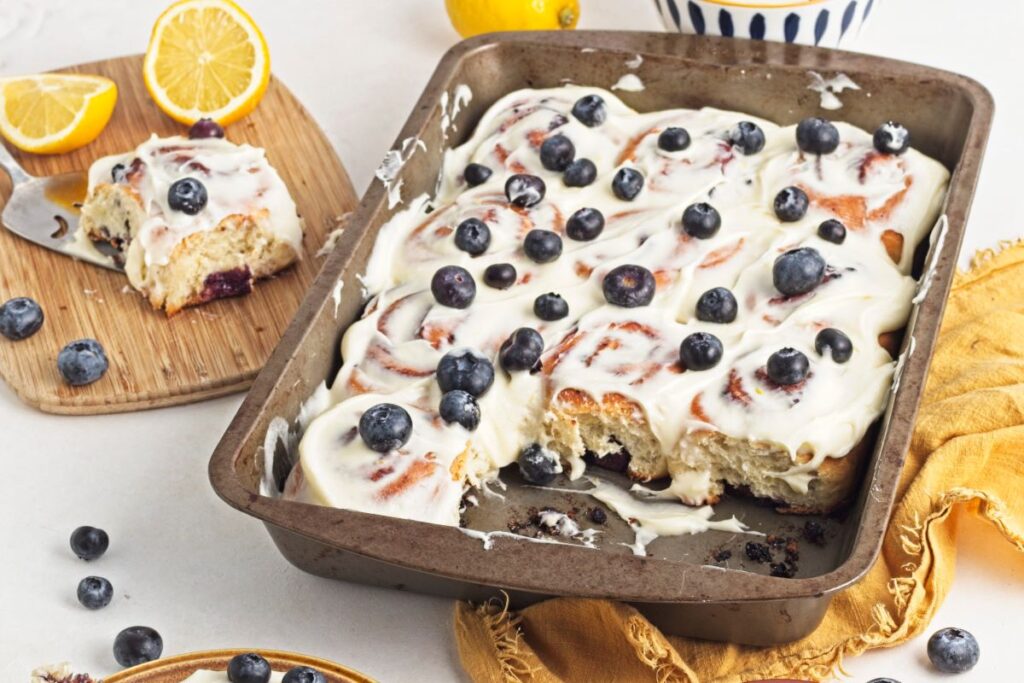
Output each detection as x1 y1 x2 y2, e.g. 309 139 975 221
654 0 879 48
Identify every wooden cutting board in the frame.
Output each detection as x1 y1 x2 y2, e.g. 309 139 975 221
0 55 357 414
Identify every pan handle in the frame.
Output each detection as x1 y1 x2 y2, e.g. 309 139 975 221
0 141 32 186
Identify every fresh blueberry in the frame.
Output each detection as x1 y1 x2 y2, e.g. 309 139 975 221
111 163 127 183
77 576 113 610
113 626 163 668
815 328 853 363
436 349 494 397
463 163 492 187
454 218 491 256
499 327 544 373
70 526 109 560
565 207 604 241
865 679 900 683
658 127 691 152
729 121 766 155
679 332 723 371
282 667 327 683
539 134 575 172
927 627 980 673
0 297 44 340
187 117 225 139
523 229 563 264
518 443 559 485
167 177 208 215
766 348 810 385
773 247 827 296
358 403 413 452
563 158 597 187
695 287 737 324
58 339 108 386
227 652 272 683
611 167 644 201
505 174 546 208
774 186 809 222
682 202 721 239
533 293 569 321
602 264 656 307
430 265 476 308
873 121 910 155
796 117 840 155
571 94 607 127
439 390 480 431
817 219 846 244
483 262 517 290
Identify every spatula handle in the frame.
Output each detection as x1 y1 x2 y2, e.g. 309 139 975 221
0 142 32 186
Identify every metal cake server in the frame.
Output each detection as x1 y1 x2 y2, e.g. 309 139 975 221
0 143 122 271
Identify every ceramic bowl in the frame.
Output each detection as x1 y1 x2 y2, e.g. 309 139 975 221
101 649 374 683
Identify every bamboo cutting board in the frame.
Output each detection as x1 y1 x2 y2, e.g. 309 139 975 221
0 55 358 414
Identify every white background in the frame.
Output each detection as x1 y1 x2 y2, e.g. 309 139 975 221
1 1 1022 681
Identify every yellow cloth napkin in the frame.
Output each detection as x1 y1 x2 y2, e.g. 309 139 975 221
454 242 1024 682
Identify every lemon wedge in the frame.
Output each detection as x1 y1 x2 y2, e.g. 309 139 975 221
143 0 270 126
0 74 117 154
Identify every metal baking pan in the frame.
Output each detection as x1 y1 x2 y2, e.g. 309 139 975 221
209 31 992 645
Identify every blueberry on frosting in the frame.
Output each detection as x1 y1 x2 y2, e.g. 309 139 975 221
815 328 853 363
505 174 546 208
523 229 563 263
439 390 481 431
695 287 738 324
563 158 597 187
539 134 575 171
565 207 604 241
766 348 810 385
431 265 476 308
436 349 494 396
796 117 840 155
483 262 517 289
774 186 809 222
773 247 826 296
571 94 607 127
658 126 691 152
682 202 721 239
729 121 766 155
499 327 544 372
611 167 644 201
454 217 491 256
463 162 492 187
167 177 207 215
817 219 847 244
873 121 910 155
518 443 559 484
358 403 413 452
680 332 723 371
602 264 655 307
534 292 569 321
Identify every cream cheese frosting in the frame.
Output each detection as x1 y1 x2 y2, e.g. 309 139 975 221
285 85 948 529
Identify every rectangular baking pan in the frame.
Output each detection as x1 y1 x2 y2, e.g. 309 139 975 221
209 31 992 645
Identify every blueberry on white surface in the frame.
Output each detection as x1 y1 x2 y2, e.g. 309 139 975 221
679 332 723 371
927 627 980 674
815 328 853 363
817 218 846 244
772 247 826 296
729 121 765 155
439 390 480 431
504 174 546 208
358 403 413 452
611 167 644 201
0 297 44 340
58 339 109 386
602 264 656 308
563 158 597 187
167 177 208 215
499 327 544 373
695 287 738 324
463 162 492 187
430 265 476 308
518 443 559 485
227 652 272 683
873 121 910 155
571 94 607 127
454 218 491 256
539 134 575 172
565 207 604 241
77 576 113 610
282 667 327 683
436 349 494 397
483 262 516 290
681 202 721 239
795 117 840 155
773 186 810 222
533 292 569 321
113 626 163 668
766 347 810 386
657 126 691 152
523 229 563 264
187 117 225 139
70 526 109 560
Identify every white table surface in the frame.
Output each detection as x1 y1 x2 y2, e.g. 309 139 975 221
2 1 1022 681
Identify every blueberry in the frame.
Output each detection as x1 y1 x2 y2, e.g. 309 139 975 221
602 264 656 307
282 667 327 683
590 507 607 524
611 168 644 201
766 348 810 385
773 247 826 296
539 134 575 172
796 117 840 155
533 293 569 321
454 218 491 256
77 576 113 610
729 121 766 155
817 218 846 244
523 229 563 264
111 163 127 183
679 332 723 371
695 287 737 323
430 265 476 308
927 627 980 673
227 652 272 683
58 339 108 386
436 349 494 396
774 186 809 222
113 626 163 668
865 678 900 683
358 403 413 452
518 443 559 485
681 202 721 239
463 163 492 187
658 127 691 152
505 174 546 208
815 328 852 363
565 207 604 241
571 94 607 127
439 390 480 431
483 262 516 290
70 526 109 560
499 327 544 373
0 297 44 340
187 117 225 139
167 177 208 215
873 121 910 155
563 158 597 187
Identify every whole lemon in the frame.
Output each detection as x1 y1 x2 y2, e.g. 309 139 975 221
445 0 580 38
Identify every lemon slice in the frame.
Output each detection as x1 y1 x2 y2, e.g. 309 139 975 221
143 0 270 126
0 74 117 154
